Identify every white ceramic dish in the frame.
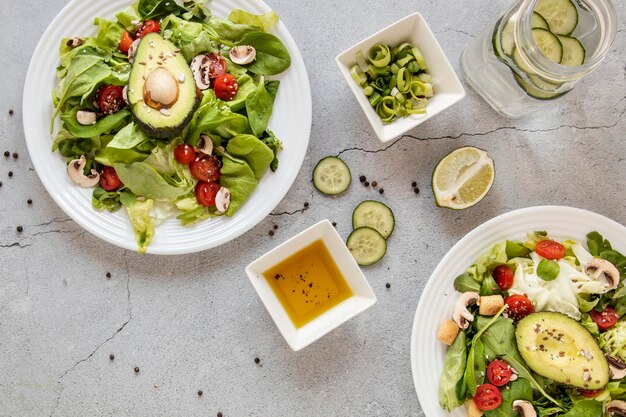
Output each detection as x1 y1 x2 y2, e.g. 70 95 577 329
335 12 465 143
246 219 377 351
410 206 626 417
22 0 312 254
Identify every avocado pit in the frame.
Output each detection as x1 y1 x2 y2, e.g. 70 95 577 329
143 67 179 109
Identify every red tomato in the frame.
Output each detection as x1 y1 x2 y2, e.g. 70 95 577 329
136 20 160 38
579 389 603 398
207 52 228 79
195 181 220 207
474 384 502 411
100 166 122 191
589 307 619 331
493 265 514 291
213 74 239 101
119 30 134 53
486 360 513 386
189 155 221 182
535 240 566 260
173 144 196 165
504 294 534 321
97 85 125 115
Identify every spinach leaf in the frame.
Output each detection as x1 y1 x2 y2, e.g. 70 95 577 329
506 240 531 259
454 273 482 293
137 0 186 20
206 16 261 42
537 259 560 281
225 74 257 112
179 31 215 62
228 9 279 32
560 400 602 417
438 331 467 411
113 162 191 200
61 107 130 138
224 135 274 180
245 76 275 136
587 231 609 257
237 32 291 75
262 130 282 172
92 186 122 212
484 379 532 417
464 338 485 396
265 80 280 98
480 275 502 296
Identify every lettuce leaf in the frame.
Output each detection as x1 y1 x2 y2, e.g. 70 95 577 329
123 196 155 254
227 10 279 32
95 122 153 165
94 18 125 51
61 107 131 138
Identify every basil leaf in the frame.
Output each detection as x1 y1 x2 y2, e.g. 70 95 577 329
537 259 560 281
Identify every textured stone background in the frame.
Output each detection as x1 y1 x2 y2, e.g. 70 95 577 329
1 0 624 416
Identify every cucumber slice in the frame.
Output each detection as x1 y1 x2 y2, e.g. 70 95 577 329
313 156 351 195
558 35 585 66
352 200 395 239
513 73 567 100
346 227 387 266
534 0 579 36
498 12 550 57
532 11 550 30
532 28 563 63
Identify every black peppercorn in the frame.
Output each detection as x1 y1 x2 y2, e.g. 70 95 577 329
3 151 8 157
106 272 111 278
109 354 115 361
359 175 366 183
332 222 337 227
371 181 377 187
379 188 384 194
254 357 260 364
8 109 14 115
273 224 278 230
134 367 140 373
269 230 274 236
27 199 33 205
303 202 309 208
217 413 223 417
364 181 369 187
414 187 420 194
411 181 417 187
8 171 13 177
386 283 391 289
12 152 18 159
197 390 203 396
16 226 23 233
0 181 3 187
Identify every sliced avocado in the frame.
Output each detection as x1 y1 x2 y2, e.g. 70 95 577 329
516 312 609 389
127 33 196 138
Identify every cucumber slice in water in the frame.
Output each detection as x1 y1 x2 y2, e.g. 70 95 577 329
498 12 550 57
534 0 579 36
532 11 550 30
313 156 351 195
531 28 563 63
352 200 395 239
346 227 387 266
558 35 585 66
513 73 566 100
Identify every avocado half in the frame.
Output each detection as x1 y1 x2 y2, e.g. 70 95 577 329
516 312 609 389
127 33 196 138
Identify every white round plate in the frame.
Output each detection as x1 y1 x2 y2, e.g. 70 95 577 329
410 206 626 417
23 0 311 254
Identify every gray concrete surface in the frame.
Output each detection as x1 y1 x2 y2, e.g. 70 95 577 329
1 0 625 416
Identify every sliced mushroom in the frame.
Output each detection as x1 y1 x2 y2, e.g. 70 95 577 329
76 110 97 125
607 400 626 417
127 38 140 64
452 292 480 330
229 45 256 65
122 85 129 105
190 55 211 90
585 258 620 290
607 354 626 380
215 187 230 214
195 135 213 155
143 67 179 109
66 37 84 48
67 155 100 187
512 400 537 417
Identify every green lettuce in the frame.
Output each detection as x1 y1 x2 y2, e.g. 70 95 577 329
175 195 209 225
61 107 131 138
94 18 125 51
92 187 122 212
122 193 155 254
95 122 153 165
186 90 251 145
227 10 278 32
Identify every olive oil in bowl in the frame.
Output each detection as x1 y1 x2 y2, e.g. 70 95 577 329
262 239 353 328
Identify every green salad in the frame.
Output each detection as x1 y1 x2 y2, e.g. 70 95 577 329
437 231 626 416
51 0 291 252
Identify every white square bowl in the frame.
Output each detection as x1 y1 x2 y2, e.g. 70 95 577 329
245 219 377 351
335 12 466 143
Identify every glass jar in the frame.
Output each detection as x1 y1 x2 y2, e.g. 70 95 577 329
460 0 617 118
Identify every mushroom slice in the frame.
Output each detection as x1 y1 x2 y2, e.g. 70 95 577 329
67 155 100 188
195 134 214 155
190 55 211 90
122 85 129 105
215 187 230 214
66 37 84 48
585 258 620 290
452 292 480 330
127 38 140 64
512 400 536 417
229 45 256 65
607 400 626 417
76 110 97 125
606 354 626 380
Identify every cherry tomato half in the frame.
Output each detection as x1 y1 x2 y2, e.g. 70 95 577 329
173 144 196 165
97 85 125 115
189 155 221 182
213 74 239 101
486 360 513 387
474 384 502 411
589 307 619 331
100 166 123 191
504 294 534 321
579 389 604 398
493 264 514 291
535 240 566 260
207 52 228 79
136 20 160 38
195 181 220 207
119 30 134 53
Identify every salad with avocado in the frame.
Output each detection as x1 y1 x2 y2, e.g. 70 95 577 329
437 231 626 416
51 0 291 252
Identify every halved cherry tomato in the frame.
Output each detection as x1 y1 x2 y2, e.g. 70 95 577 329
504 294 534 321
493 264 514 291
195 181 220 207
486 360 513 386
189 155 221 182
474 384 502 411
213 74 239 101
119 30 134 53
97 85 125 115
207 52 228 79
535 240 566 260
589 307 619 331
173 144 196 165
579 389 604 398
136 20 160 38
100 166 123 191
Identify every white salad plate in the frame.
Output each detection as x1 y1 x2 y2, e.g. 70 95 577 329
23 0 312 254
410 205 626 417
